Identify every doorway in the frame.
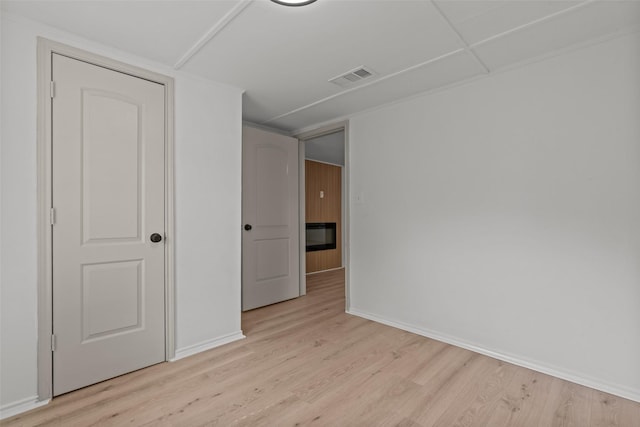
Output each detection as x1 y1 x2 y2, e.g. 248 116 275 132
297 123 349 306
37 39 175 400
239 122 349 329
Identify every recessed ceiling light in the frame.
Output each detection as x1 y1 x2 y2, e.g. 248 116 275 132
271 0 317 6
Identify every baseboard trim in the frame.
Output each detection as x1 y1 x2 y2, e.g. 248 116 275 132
0 332 246 419
170 331 246 362
347 308 640 403
0 396 50 420
306 266 345 276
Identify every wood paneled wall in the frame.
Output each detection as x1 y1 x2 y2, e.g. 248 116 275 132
305 160 342 273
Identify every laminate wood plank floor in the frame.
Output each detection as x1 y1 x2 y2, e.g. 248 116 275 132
3 268 639 426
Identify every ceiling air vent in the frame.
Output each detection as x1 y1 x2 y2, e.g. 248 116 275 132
329 66 376 87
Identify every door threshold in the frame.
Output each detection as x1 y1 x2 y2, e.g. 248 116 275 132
306 267 345 276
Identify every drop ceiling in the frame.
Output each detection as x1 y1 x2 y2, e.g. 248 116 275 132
2 0 639 132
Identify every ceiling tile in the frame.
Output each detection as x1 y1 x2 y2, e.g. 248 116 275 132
472 0 640 71
268 51 486 131
1 0 240 65
182 0 463 123
435 0 585 45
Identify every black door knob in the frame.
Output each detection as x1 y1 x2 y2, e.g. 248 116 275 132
150 233 163 243
244 224 252 231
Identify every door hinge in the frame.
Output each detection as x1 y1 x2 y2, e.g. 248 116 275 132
50 208 56 225
51 334 56 352
50 81 55 98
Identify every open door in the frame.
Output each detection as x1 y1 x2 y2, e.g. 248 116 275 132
242 126 300 310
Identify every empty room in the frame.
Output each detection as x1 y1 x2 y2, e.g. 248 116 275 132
1 0 639 425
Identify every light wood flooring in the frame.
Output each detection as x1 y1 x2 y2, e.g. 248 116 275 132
3 268 639 426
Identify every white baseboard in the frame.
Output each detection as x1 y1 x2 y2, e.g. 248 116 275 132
170 331 246 362
0 396 49 420
0 332 245 420
347 308 640 404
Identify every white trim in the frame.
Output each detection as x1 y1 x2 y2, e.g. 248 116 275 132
37 38 176 400
469 0 596 49
296 124 347 142
173 0 254 69
347 308 640 403
298 140 307 296
171 332 246 361
429 0 489 73
0 397 50 421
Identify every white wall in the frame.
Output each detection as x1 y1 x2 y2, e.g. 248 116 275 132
0 13 243 415
348 32 640 401
174 77 243 355
305 130 345 166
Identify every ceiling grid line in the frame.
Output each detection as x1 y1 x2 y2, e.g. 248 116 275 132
259 49 466 125
429 0 490 74
469 0 596 49
262 0 607 128
173 0 254 70
290 23 638 136
6 0 636 131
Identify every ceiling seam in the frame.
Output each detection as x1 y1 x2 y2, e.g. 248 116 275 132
470 0 596 49
429 0 490 74
259 49 465 125
259 0 599 127
290 21 640 136
173 0 254 70
453 3 503 27
289 71 490 136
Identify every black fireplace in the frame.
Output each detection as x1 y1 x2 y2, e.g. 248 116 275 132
306 222 337 252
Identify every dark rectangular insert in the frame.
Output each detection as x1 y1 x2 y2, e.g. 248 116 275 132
306 222 336 252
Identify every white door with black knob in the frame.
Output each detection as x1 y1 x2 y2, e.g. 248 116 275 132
242 126 300 311
51 54 166 395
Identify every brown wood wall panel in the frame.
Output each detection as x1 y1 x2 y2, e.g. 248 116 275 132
305 160 342 273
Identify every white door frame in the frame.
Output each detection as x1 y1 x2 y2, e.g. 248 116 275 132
36 38 176 401
295 121 349 307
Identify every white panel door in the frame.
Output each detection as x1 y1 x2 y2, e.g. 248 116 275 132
242 126 299 310
52 54 165 395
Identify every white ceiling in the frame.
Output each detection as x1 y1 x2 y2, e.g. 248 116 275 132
3 0 640 132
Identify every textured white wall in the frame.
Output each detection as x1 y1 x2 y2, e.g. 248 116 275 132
349 32 640 401
0 13 243 414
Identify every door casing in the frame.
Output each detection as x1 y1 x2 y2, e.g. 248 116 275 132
36 38 175 401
